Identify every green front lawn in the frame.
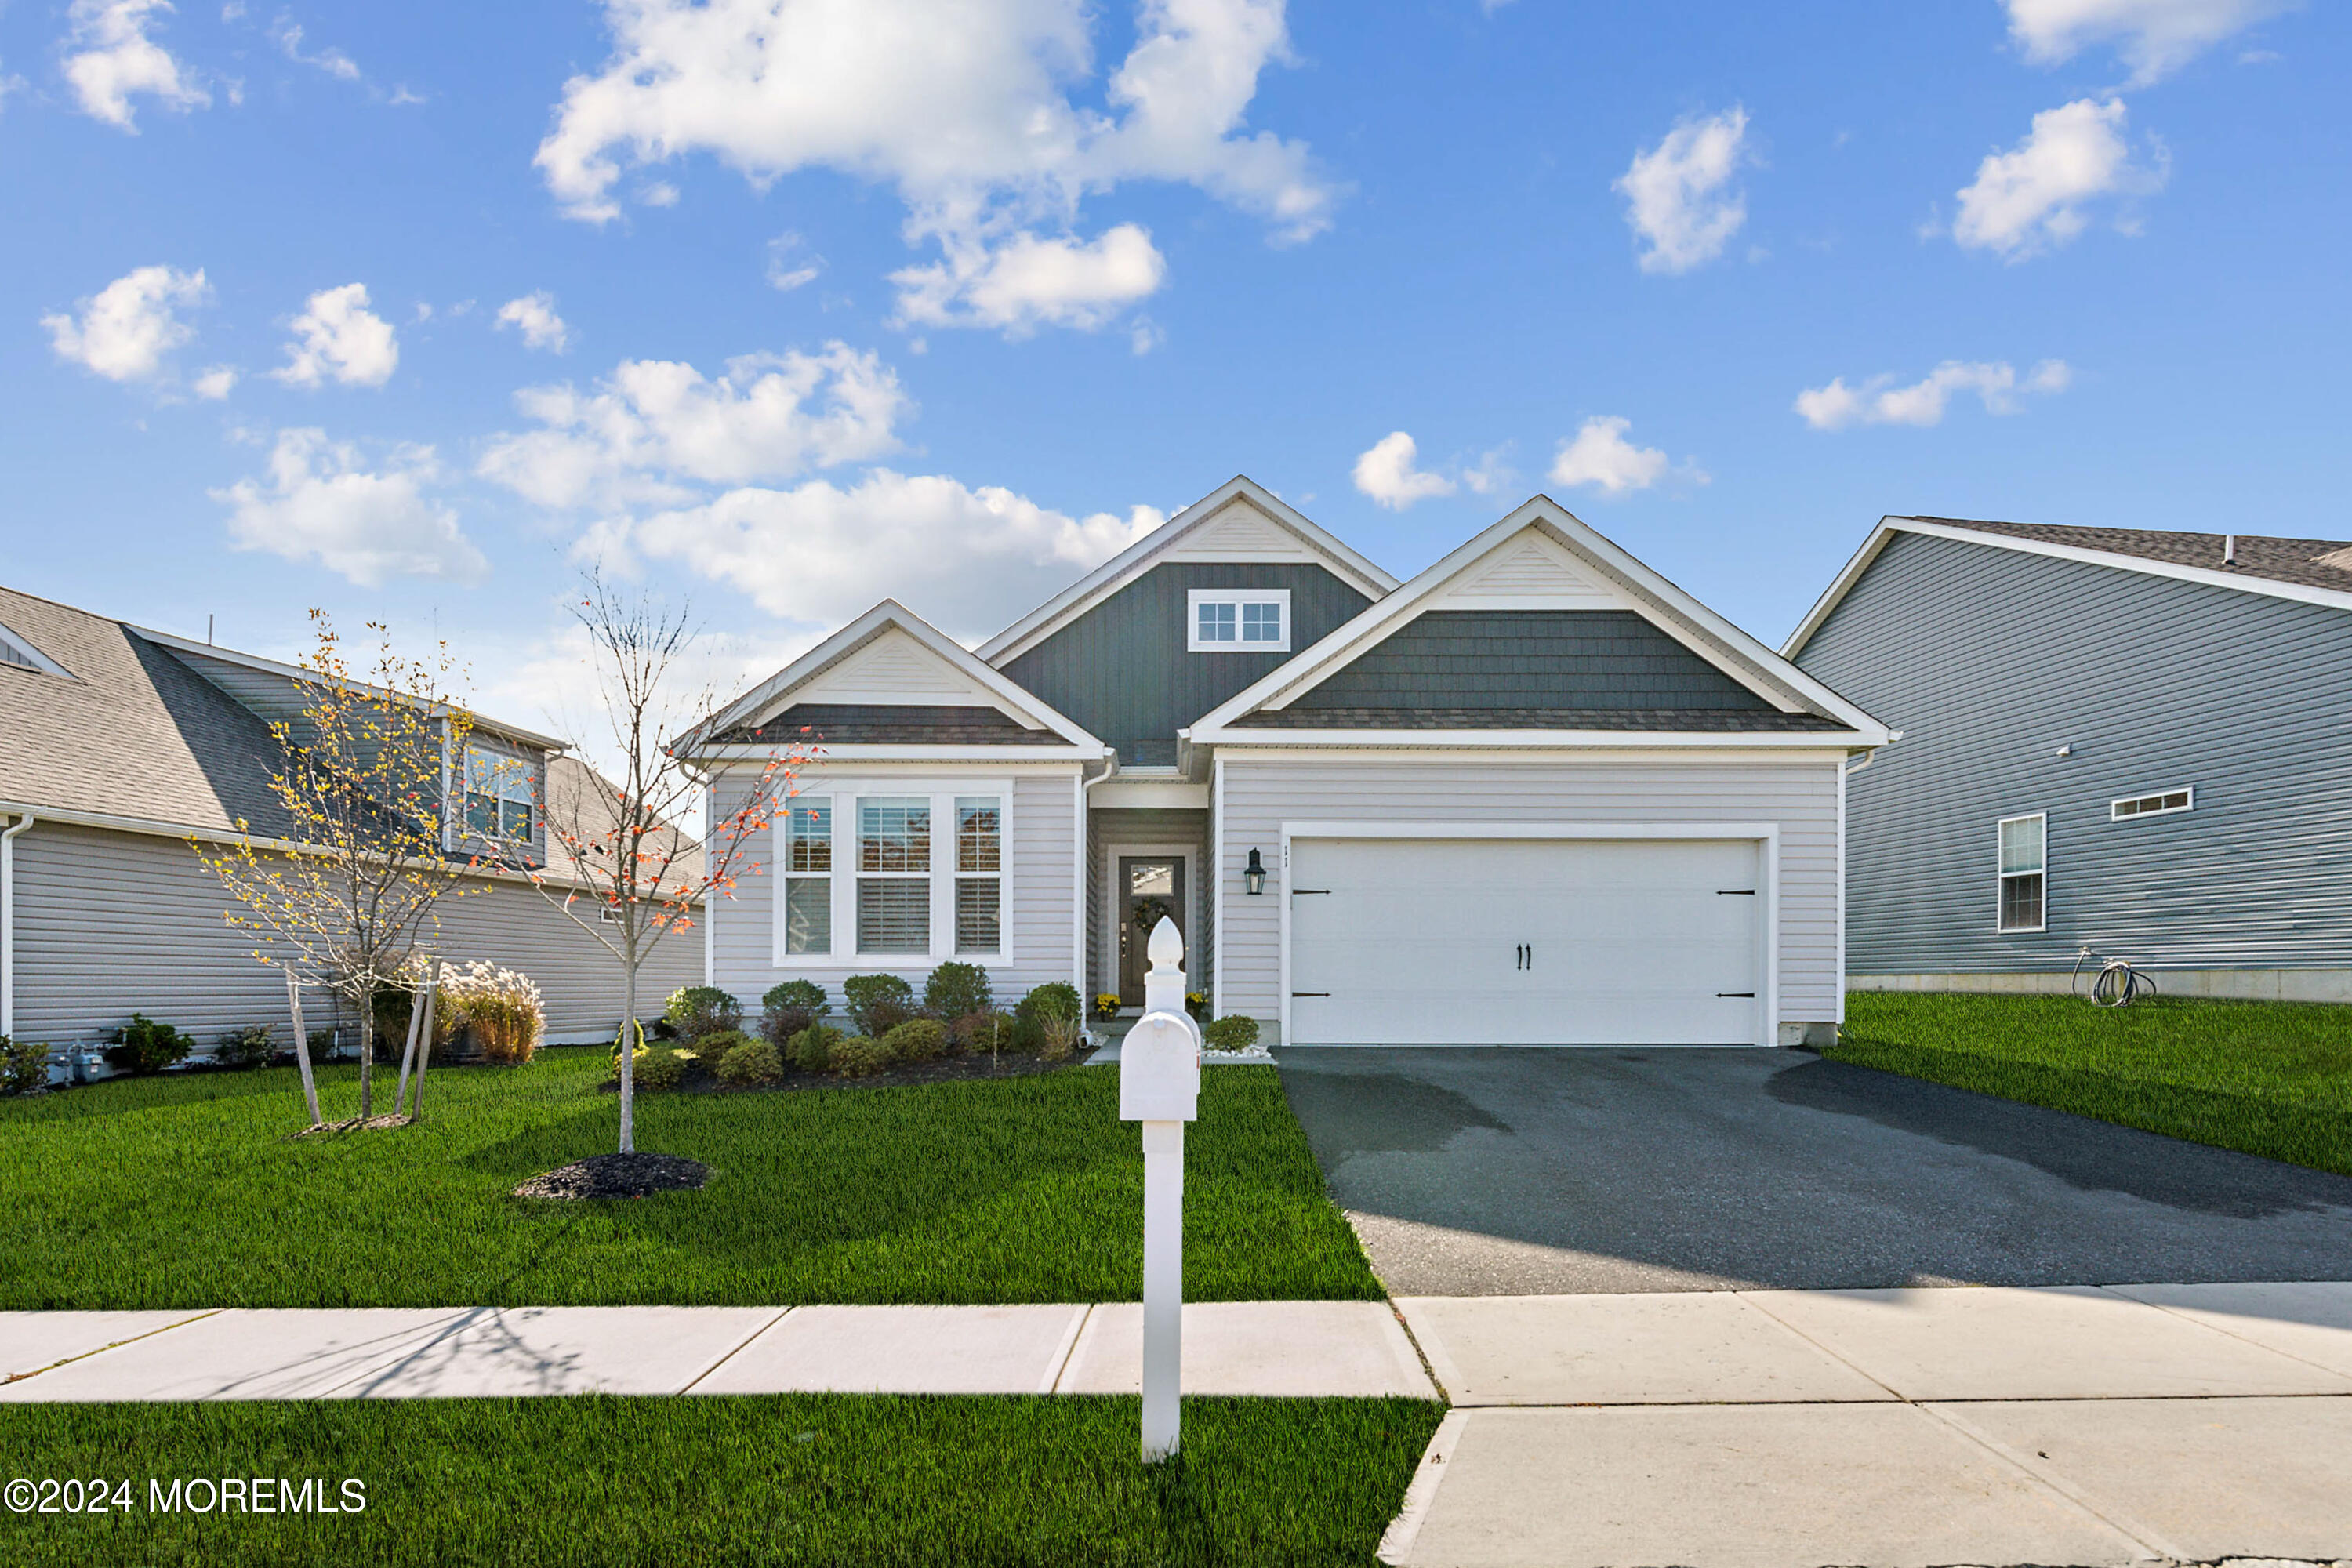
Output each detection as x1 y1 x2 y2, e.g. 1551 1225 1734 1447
1831 991 2352 1175
0 1394 1443 1566
0 1051 1381 1310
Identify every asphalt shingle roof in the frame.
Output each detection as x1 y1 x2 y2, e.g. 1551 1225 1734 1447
1230 706 1847 731
1907 517 2352 596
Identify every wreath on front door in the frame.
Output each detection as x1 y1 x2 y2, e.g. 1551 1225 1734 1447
1130 895 1175 935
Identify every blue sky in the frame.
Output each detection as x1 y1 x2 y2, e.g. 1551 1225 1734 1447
4 0 2345 730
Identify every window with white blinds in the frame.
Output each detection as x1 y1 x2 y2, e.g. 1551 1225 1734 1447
772 782 1013 964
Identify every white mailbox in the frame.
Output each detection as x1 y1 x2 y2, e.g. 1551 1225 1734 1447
1119 1011 1200 1122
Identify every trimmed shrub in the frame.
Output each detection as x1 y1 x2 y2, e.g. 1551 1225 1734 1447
922 963 993 1022
1018 982 1083 1026
843 974 916 1038
829 1035 896 1078
214 1025 274 1070
716 1038 784 1087
787 1023 842 1074
610 1045 691 1091
691 1029 755 1071
106 1014 194 1076
760 980 830 1047
1203 1014 1262 1053
663 985 742 1040
1038 1014 1084 1064
884 1018 948 1063
1 1036 51 1096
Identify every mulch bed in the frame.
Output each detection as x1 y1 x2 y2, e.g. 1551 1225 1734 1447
600 1046 1096 1097
512 1152 713 1201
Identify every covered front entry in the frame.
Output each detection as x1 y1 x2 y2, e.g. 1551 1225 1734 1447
1286 834 1769 1046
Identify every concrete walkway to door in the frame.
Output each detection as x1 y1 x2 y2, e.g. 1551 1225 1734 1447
1279 1046 2352 1295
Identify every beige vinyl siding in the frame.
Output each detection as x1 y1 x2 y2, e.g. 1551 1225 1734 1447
708 762 1082 1014
5 818 699 1048
1214 753 1846 1039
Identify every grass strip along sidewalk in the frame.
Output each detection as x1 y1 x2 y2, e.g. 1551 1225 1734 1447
0 1051 1382 1310
1831 992 2352 1177
0 1394 1444 1567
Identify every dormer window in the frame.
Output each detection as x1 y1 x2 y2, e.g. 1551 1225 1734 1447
0 620 71 677
463 744 537 844
1187 588 1291 652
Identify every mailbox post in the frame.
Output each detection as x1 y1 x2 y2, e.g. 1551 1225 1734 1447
1119 916 1202 1463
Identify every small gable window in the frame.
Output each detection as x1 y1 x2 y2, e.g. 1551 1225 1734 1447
0 621 70 678
1187 588 1291 653
464 745 537 844
2111 788 2193 821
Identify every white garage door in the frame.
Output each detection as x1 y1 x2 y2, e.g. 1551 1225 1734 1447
1287 837 1766 1046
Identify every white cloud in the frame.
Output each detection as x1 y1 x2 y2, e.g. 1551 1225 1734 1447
1795 359 2073 430
765 233 825 291
1614 106 1751 275
270 18 358 80
494 291 572 354
270 283 400 387
62 0 209 130
479 343 909 511
533 0 1334 332
2005 0 2294 85
1352 431 1456 511
42 264 209 383
1952 98 2164 260
890 224 1167 335
215 428 488 586
626 468 1166 636
1548 416 1687 494
193 365 238 399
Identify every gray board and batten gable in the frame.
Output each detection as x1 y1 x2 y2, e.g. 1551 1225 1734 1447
1235 609 1844 731
996 561 1374 765
1794 526 2352 975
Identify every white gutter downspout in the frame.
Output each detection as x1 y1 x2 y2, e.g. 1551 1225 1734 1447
1078 756 1120 1008
2 812 34 1039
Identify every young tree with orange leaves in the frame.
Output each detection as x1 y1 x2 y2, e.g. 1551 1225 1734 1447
502 576 800 1156
196 612 481 1128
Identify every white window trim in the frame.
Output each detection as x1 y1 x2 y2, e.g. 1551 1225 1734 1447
771 778 1015 967
2111 787 2194 821
461 742 539 847
1186 588 1292 653
1996 811 2048 934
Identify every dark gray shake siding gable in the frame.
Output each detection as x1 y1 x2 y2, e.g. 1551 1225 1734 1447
1795 529 2352 974
1243 610 1831 730
997 562 1374 764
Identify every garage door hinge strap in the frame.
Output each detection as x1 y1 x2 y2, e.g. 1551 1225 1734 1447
1290 992 1330 998
1716 888 1756 895
1717 992 1756 998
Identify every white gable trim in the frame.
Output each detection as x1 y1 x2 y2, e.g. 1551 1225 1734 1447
1782 516 2352 659
0 620 72 678
691 601 1106 754
1190 497 1889 744
976 476 1399 666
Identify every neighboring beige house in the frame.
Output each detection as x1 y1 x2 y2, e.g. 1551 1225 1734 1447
0 583 703 1065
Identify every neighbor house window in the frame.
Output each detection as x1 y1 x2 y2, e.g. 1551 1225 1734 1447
955 797 1002 953
1187 588 1292 652
2111 788 2194 820
782 798 832 956
1997 813 2046 932
858 797 931 953
463 746 535 844
0 621 69 677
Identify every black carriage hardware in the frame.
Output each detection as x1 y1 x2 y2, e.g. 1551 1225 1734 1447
1290 992 1330 998
1291 888 1331 895
1717 888 1757 895
1718 992 1757 998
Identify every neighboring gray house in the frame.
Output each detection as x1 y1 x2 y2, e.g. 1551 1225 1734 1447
1785 516 2352 1000
684 478 1888 1047
0 583 703 1061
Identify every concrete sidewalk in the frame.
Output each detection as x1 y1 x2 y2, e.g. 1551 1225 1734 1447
1383 1280 2352 1568
0 1300 1435 1403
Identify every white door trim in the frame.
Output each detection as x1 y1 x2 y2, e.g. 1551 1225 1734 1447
1102 842 1199 1007
1278 820 1781 1048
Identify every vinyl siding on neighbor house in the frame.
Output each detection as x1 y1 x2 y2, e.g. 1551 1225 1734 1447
707 763 1082 1014
1795 529 2352 975
1213 754 1846 1037
998 562 1374 765
3 818 700 1047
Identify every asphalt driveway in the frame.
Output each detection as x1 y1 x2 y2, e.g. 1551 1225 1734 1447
1279 1047 2352 1295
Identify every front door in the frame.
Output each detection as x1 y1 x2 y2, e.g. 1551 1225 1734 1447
1117 856 1186 1007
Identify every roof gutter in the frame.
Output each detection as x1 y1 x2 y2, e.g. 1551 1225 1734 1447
2 812 33 1039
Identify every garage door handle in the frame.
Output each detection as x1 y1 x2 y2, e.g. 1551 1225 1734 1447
1717 992 1756 998
1716 889 1756 895
1290 992 1330 998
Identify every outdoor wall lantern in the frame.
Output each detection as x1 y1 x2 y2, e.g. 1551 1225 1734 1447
1243 848 1267 895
